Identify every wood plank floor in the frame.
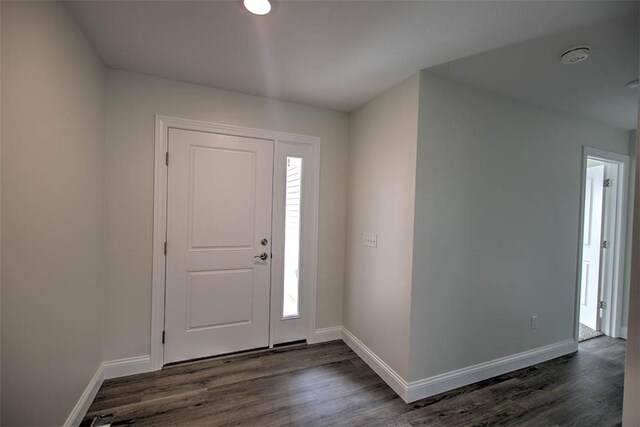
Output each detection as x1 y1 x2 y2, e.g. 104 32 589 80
82 336 625 426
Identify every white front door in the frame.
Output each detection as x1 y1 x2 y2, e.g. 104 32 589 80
164 128 273 364
580 164 604 331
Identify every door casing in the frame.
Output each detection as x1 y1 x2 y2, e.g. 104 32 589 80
575 147 631 342
152 115 321 370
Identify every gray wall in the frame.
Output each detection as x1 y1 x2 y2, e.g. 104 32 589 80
344 73 420 378
409 72 630 381
1 2 106 424
103 70 349 360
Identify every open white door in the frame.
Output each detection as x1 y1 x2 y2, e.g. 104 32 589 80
164 128 273 364
580 164 605 331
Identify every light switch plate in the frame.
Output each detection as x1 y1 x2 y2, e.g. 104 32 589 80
363 232 377 248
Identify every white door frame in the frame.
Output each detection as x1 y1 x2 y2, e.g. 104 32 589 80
151 115 321 370
575 147 630 342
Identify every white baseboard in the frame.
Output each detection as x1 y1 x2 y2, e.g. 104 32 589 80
65 329 578 425
620 326 628 339
342 326 577 403
103 355 152 379
341 327 409 400
312 326 343 343
64 355 152 426
63 364 104 427
405 338 577 402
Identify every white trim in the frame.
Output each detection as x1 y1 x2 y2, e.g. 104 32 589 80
342 327 576 403
404 339 577 402
602 158 628 337
63 365 104 427
575 147 630 341
151 117 169 371
103 355 152 380
63 355 153 426
313 326 343 343
341 327 409 401
153 115 321 369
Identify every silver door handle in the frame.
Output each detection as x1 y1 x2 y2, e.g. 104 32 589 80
254 252 268 261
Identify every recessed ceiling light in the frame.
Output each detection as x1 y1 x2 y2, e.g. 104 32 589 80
244 0 271 15
560 46 591 65
625 79 639 89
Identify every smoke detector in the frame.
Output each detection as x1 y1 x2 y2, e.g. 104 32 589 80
560 46 591 64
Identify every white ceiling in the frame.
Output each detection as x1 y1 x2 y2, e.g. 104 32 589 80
430 13 639 130
67 1 638 117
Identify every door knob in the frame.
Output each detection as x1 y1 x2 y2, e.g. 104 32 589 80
254 252 268 261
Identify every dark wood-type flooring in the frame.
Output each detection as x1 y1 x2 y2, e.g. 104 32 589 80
82 336 625 426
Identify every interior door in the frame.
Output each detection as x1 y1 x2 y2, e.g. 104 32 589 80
580 164 605 331
164 128 273 364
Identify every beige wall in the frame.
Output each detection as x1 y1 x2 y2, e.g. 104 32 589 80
1 2 106 425
344 73 420 378
104 70 348 360
409 72 630 381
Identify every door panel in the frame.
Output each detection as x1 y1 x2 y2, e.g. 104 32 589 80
187 269 253 330
165 128 273 364
189 147 255 249
580 164 604 331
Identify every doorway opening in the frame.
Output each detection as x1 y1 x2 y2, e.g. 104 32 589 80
577 148 630 343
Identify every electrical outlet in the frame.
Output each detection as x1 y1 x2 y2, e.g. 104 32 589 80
363 232 377 248
530 315 538 330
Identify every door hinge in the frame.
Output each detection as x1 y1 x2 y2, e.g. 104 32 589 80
162 330 165 344
165 152 169 166
164 241 167 255
599 300 607 310
602 240 609 249
604 178 613 187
